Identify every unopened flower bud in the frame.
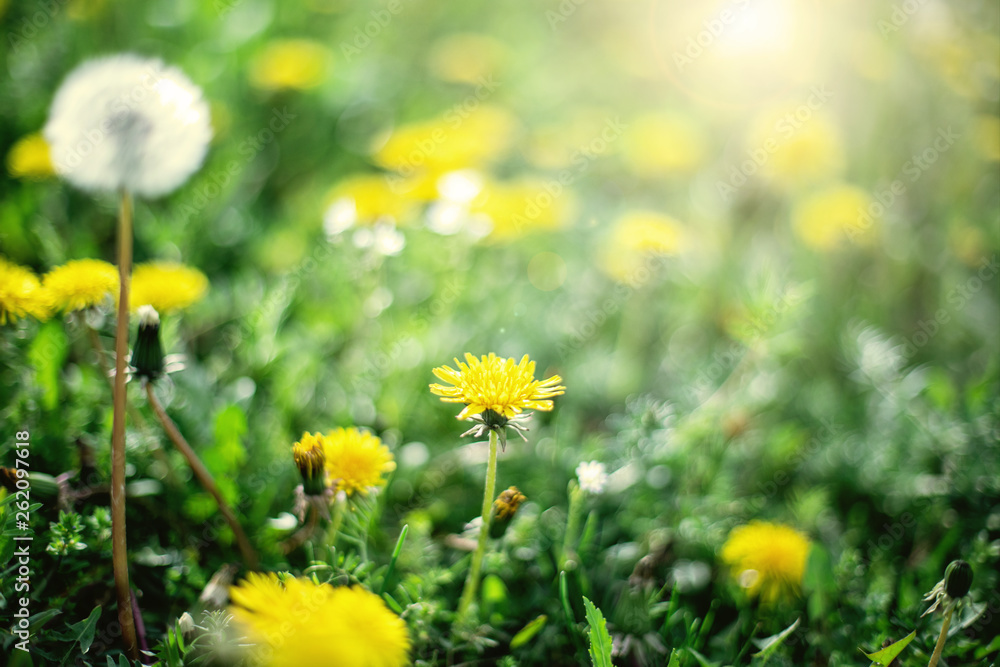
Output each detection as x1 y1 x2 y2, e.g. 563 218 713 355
131 305 164 380
944 559 973 599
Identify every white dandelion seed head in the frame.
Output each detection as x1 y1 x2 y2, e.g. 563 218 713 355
576 460 608 494
44 54 212 198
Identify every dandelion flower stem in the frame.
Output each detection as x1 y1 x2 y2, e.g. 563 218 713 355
456 428 499 625
145 382 259 570
328 494 346 547
110 190 139 660
928 602 955 667
561 482 583 570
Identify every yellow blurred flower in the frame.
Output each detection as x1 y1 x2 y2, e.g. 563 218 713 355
323 174 418 232
430 352 565 422
427 33 507 84
67 0 107 20
324 427 396 496
599 210 683 285
229 574 410 667
621 112 707 176
373 105 516 174
130 262 208 312
6 133 55 180
469 177 575 239
525 110 614 170
44 259 118 313
249 40 330 91
975 115 1000 162
0 258 51 324
792 184 874 250
746 107 844 191
721 521 811 603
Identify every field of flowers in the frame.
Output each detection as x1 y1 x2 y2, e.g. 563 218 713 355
1 0 998 665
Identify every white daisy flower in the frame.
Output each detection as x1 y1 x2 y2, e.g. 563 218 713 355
44 54 212 198
576 460 609 494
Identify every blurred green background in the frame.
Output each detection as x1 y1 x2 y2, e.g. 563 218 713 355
1 0 998 664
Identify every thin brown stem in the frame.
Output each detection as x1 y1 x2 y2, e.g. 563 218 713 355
145 381 259 570
111 190 139 660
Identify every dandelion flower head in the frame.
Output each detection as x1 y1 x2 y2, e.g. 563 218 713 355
229 573 410 667
293 432 328 495
576 460 609 494
0 258 51 324
130 262 208 312
44 259 118 312
324 427 396 496
720 521 811 603
792 184 873 250
430 353 565 421
44 54 211 198
6 133 55 179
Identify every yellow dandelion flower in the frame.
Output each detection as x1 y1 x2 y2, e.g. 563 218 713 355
426 33 508 84
599 210 683 285
324 427 396 496
373 105 516 173
720 521 811 603
229 574 410 667
293 432 328 496
469 177 575 240
6 133 55 179
43 259 118 312
430 353 565 422
621 112 707 177
791 184 874 250
0 258 51 324
249 39 330 91
129 262 208 312
746 107 844 191
323 174 418 232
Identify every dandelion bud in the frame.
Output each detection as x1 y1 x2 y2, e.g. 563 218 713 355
293 433 328 496
131 305 164 380
944 559 973 599
490 486 526 538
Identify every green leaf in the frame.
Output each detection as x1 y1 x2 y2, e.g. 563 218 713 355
861 630 916 665
28 320 68 411
510 614 547 649
582 596 613 667
752 617 800 664
685 647 720 667
66 606 101 653
207 404 248 476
